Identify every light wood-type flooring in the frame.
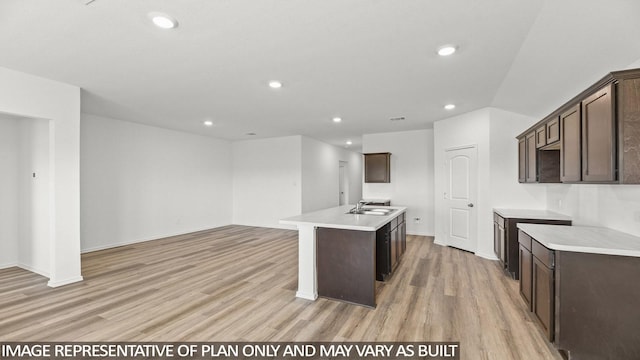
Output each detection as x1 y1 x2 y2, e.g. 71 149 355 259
0 225 561 359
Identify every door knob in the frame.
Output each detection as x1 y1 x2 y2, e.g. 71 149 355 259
468 203 474 207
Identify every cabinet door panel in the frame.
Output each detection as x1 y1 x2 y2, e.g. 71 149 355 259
390 226 398 270
519 244 532 310
526 132 537 182
518 137 526 182
582 84 615 182
533 257 555 341
494 222 501 261
546 117 560 143
560 105 581 182
536 126 546 148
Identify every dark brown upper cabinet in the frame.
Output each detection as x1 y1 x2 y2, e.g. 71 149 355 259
518 137 526 183
535 125 546 148
525 132 537 182
560 104 581 182
364 152 391 183
581 84 615 182
546 117 560 144
517 68 640 184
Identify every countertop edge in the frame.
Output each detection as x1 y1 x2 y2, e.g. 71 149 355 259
517 223 640 258
493 208 572 221
280 205 407 231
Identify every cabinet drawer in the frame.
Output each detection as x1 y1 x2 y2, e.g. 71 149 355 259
398 212 405 223
495 214 505 228
518 230 532 251
390 216 398 229
532 240 554 268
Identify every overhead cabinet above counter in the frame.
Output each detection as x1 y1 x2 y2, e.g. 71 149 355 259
364 152 391 183
517 68 640 184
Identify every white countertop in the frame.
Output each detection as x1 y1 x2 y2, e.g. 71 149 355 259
517 224 640 258
280 204 407 231
494 208 572 221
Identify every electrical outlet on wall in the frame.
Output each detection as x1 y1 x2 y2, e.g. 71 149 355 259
414 217 421 224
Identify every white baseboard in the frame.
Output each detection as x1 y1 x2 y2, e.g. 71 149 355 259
0 262 18 270
18 262 49 277
48 275 84 288
295 291 318 301
406 231 435 237
81 224 233 253
476 252 499 261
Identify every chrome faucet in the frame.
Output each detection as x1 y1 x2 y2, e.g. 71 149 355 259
356 200 368 212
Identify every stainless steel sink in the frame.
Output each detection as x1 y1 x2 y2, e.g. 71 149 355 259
346 207 396 216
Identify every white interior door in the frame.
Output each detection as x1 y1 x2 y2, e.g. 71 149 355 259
444 146 478 253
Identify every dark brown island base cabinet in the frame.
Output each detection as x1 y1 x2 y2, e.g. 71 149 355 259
316 212 406 307
518 230 640 360
493 212 570 279
364 153 391 183
376 212 406 281
517 68 640 184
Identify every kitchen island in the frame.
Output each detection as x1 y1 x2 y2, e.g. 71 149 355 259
280 204 407 307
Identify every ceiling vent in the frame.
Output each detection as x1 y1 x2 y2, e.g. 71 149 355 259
389 117 406 122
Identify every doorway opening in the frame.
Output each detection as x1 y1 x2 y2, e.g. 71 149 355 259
0 113 51 278
338 161 349 206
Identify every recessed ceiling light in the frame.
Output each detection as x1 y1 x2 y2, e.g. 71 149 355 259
148 12 178 29
444 104 456 110
268 81 282 89
203 120 214 127
333 117 342 123
246 132 257 136
346 140 353 145
437 45 457 56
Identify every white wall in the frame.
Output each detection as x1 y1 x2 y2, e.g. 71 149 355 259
233 136 302 229
546 184 640 237
17 118 51 275
489 108 547 209
434 108 545 259
81 114 233 252
362 130 435 236
0 66 81 287
0 116 19 268
301 136 362 213
434 109 492 257
625 57 640 69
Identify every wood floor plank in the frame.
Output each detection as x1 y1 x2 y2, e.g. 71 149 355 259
0 225 562 359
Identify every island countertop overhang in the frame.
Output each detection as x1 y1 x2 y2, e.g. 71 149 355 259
280 204 407 231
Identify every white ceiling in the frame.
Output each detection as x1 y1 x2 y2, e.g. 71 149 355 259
1 0 640 150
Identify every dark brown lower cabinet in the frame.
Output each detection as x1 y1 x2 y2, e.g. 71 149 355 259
495 212 570 280
519 229 640 359
317 227 376 307
533 257 554 341
518 233 532 310
555 252 640 360
519 231 555 342
376 212 406 281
